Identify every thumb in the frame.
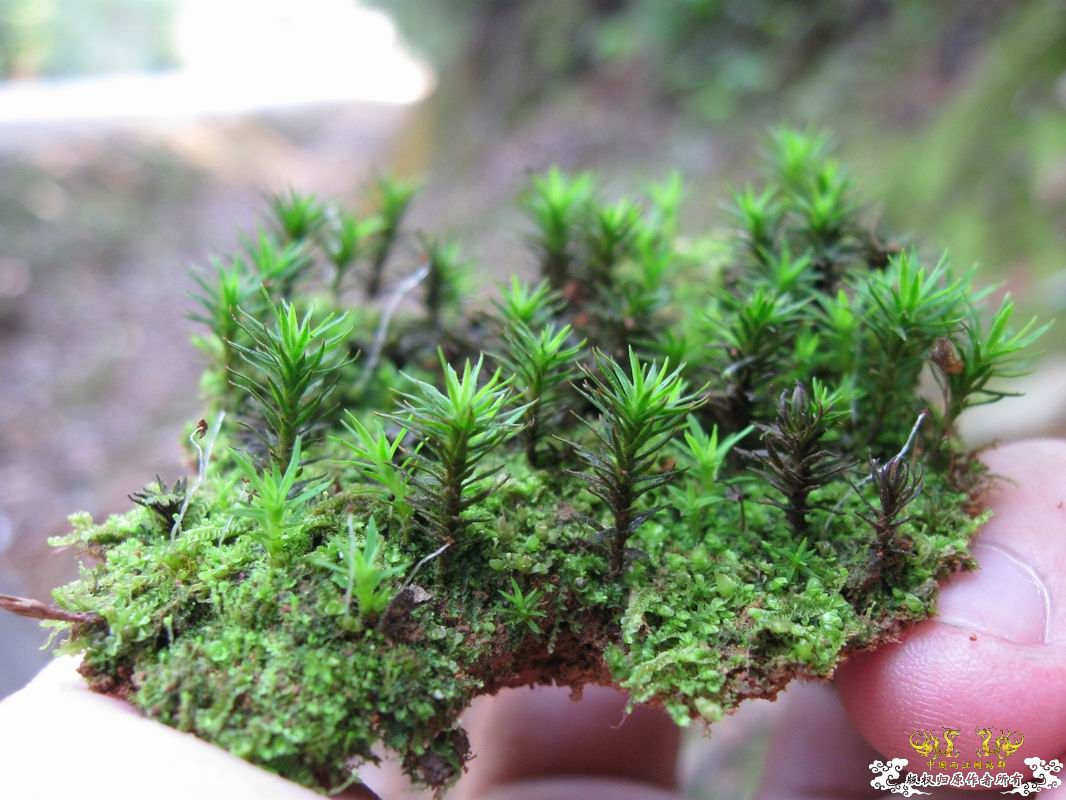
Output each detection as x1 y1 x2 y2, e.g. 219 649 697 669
837 439 1066 770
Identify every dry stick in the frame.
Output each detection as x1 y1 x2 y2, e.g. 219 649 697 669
353 262 430 398
344 515 358 609
0 593 101 624
170 411 226 542
896 409 930 465
401 542 451 590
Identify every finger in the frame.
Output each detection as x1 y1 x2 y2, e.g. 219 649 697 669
453 684 681 799
0 656 371 800
837 439 1066 770
754 682 1046 800
755 682 883 800
480 777 680 800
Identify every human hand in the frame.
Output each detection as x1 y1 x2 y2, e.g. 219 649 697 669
2 440 1064 799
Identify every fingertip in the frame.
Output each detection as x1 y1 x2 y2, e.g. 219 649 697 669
20 654 85 691
456 684 680 799
838 439 1066 770
838 619 1066 770
978 438 1066 492
481 780 677 797
755 682 881 800
480 777 680 800
1 657 324 799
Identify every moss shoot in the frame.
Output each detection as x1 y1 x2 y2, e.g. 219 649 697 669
19 128 1046 794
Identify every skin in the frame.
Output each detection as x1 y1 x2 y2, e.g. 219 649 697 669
2 439 1065 799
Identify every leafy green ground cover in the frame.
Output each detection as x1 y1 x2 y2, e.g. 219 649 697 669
18 129 1043 794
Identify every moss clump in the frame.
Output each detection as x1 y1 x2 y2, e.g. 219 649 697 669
27 129 1043 794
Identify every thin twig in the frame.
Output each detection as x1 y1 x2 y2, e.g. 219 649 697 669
0 593 101 624
825 409 929 531
898 409 930 464
344 515 357 609
353 262 430 397
171 411 225 542
856 409 929 489
402 541 450 590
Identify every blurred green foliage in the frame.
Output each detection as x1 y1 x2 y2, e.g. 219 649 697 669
851 1 1066 283
376 0 1066 324
0 0 177 78
373 0 902 118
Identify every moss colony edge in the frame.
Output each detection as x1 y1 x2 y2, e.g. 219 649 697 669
19 129 1048 793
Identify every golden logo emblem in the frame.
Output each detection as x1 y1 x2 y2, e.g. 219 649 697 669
908 727 1025 771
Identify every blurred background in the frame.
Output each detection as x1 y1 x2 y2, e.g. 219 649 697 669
1 0 1065 794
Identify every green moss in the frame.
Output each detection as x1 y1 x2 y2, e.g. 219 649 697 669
31 131 1038 794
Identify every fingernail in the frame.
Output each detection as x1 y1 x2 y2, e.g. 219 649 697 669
936 542 1050 645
